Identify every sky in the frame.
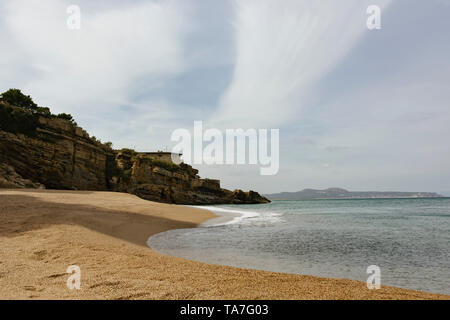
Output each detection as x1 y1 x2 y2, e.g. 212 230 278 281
1 0 449 194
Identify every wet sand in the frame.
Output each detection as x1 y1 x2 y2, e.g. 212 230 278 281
0 189 448 299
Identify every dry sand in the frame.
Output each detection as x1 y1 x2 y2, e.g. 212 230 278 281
0 189 448 300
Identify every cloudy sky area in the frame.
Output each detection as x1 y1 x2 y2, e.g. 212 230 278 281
1 0 449 194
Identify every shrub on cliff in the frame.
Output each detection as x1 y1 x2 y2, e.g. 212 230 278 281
56 113 77 126
120 148 138 157
0 103 38 135
0 88 111 149
0 89 38 112
0 89 78 126
36 106 51 116
149 158 179 172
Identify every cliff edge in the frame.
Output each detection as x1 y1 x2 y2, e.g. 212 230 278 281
0 95 269 205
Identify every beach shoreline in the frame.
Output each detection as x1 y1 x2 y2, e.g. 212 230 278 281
0 189 448 300
187 205 241 227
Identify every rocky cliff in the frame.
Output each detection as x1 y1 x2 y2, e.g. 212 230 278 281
0 116 111 191
111 150 269 204
0 102 269 205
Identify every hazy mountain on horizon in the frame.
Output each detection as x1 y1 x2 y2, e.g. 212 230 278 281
265 188 444 200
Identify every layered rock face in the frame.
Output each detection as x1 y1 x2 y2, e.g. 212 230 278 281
0 105 269 205
112 152 270 204
0 163 44 189
0 117 111 190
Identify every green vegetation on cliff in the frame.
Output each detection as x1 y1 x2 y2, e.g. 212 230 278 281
147 158 179 172
0 103 38 136
54 112 77 126
0 89 38 112
0 89 79 135
0 90 110 150
120 148 138 157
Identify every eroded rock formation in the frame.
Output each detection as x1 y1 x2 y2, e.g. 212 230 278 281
112 151 270 204
0 103 269 205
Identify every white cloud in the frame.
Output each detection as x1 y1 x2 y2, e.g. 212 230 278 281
212 0 391 128
0 0 191 115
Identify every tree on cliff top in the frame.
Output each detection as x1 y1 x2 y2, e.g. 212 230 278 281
0 88 112 149
0 89 77 126
0 89 38 112
56 113 77 126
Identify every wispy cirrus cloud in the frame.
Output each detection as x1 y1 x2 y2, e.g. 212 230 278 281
212 0 391 128
0 0 192 146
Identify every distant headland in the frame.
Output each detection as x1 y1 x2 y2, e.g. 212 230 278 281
265 188 443 200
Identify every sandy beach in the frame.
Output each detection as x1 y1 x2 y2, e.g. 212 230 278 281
0 189 448 300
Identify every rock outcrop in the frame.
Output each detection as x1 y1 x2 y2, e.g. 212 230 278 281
0 163 45 189
111 151 270 204
0 102 269 205
0 118 111 191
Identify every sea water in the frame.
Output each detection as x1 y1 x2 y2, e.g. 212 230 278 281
147 198 450 294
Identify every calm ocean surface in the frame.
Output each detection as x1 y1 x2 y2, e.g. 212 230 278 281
147 198 450 294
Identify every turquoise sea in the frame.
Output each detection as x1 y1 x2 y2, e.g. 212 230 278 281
148 198 450 294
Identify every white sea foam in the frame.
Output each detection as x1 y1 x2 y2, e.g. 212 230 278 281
188 205 283 226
